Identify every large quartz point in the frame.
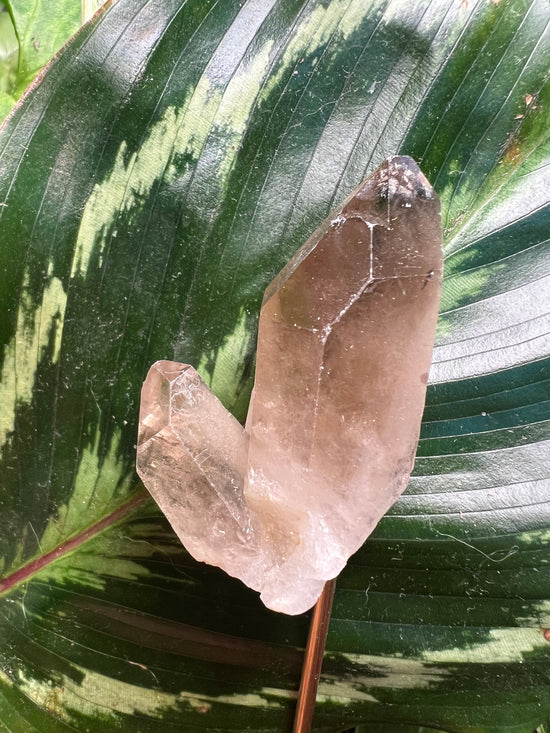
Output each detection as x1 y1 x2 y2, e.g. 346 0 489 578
136 156 443 615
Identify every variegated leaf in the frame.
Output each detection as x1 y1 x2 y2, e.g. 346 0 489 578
0 0 549 731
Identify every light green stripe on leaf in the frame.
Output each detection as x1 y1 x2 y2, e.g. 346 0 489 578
213 39 274 192
0 267 66 449
197 306 254 411
421 628 547 664
333 653 448 689
16 666 296 724
71 102 190 278
40 426 134 551
260 0 380 103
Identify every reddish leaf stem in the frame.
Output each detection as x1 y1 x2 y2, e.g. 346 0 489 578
293 578 337 733
0 490 149 594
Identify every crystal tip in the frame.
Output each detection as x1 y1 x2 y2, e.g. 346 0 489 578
355 155 436 206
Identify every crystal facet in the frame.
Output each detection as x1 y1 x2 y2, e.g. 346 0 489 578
136 156 443 615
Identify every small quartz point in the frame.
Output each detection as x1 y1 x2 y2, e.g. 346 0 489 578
136 156 443 615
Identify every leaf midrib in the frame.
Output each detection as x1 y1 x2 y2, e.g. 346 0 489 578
0 489 149 596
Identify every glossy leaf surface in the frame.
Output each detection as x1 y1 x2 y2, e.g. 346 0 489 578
0 0 549 731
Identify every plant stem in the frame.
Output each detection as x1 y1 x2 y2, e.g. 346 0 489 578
292 578 337 733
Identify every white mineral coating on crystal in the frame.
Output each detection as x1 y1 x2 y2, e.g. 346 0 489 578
136 156 443 615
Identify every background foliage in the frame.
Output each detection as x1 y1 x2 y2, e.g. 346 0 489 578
0 0 105 118
0 0 549 731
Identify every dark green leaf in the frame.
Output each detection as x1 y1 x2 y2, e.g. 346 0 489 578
0 0 549 731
